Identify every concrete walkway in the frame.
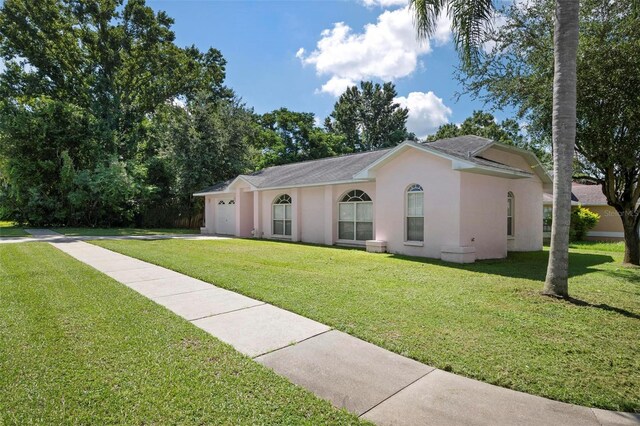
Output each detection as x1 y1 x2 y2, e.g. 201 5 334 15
0 229 225 244
23 230 639 425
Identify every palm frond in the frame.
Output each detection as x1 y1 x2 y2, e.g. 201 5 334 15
408 0 447 40
409 0 495 65
450 0 495 63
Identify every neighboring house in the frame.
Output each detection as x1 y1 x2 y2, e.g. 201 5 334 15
194 136 552 263
543 183 630 241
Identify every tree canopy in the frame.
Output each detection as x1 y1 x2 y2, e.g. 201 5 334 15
459 0 640 264
325 81 413 152
253 108 346 169
0 0 239 226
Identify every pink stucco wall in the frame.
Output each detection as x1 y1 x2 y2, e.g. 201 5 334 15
201 145 544 260
459 173 508 259
374 148 462 258
258 183 376 244
481 147 543 252
300 186 325 243
203 195 215 233
236 188 254 238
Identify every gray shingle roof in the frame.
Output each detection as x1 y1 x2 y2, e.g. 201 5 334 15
427 135 494 157
570 183 609 205
194 135 534 195
424 136 540 175
543 191 580 204
193 149 391 195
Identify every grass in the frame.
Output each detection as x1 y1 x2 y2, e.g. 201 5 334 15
0 221 28 237
92 238 640 412
568 240 626 253
0 243 363 424
53 227 199 236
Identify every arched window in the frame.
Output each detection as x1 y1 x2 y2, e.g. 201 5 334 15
406 184 424 242
273 194 292 236
217 200 226 205
338 190 373 241
507 192 515 237
228 200 235 205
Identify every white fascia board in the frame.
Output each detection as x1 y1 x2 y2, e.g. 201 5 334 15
451 160 533 179
192 175 255 196
227 175 257 190
193 190 234 197
255 178 373 192
354 141 532 180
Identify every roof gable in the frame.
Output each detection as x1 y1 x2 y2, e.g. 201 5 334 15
194 135 550 196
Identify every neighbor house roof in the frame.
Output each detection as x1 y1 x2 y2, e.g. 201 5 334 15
194 136 549 196
543 183 607 206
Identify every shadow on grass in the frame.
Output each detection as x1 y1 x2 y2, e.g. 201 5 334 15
603 268 640 285
387 250 615 281
101 237 617 281
563 297 640 320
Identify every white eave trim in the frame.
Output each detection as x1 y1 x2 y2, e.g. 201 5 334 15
194 177 374 196
193 175 256 196
451 160 533 179
254 178 372 192
353 141 533 180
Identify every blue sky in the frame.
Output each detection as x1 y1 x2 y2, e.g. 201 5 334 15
148 0 508 138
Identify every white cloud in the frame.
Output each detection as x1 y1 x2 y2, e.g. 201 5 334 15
432 12 453 46
298 7 453 96
395 91 452 138
361 0 408 7
318 76 356 97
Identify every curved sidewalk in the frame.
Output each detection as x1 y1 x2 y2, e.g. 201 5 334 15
28 230 638 425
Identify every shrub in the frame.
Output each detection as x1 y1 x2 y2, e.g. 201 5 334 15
570 206 600 241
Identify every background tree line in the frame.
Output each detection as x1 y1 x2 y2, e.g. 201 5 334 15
0 0 420 227
0 0 637 267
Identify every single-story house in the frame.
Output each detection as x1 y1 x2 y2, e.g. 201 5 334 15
543 182 631 241
194 136 552 263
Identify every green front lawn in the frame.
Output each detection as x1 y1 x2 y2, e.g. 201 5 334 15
93 238 640 412
568 240 626 253
53 227 199 237
0 243 362 424
0 221 28 237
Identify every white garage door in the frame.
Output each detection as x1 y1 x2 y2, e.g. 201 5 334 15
215 199 236 235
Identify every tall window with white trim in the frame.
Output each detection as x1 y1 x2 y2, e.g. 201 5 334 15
507 191 515 237
272 194 292 236
338 190 373 241
406 184 424 242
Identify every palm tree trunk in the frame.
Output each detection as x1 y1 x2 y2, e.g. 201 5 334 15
543 0 580 298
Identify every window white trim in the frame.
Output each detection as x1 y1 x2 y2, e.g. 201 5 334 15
507 191 515 237
272 194 292 237
406 184 424 243
338 190 374 241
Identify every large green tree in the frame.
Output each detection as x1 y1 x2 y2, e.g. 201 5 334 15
325 81 412 152
459 0 639 265
409 0 579 297
140 93 257 227
254 108 346 168
0 0 228 226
